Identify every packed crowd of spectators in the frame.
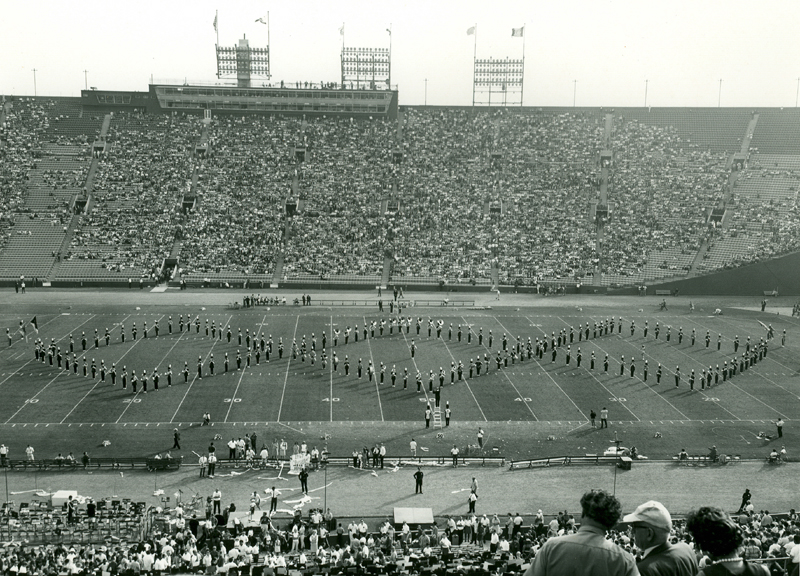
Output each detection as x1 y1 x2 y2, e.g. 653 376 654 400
63 112 200 278
3 487 797 575
5 99 800 286
281 117 395 279
178 115 290 279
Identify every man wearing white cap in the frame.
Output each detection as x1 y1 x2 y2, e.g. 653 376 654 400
621 500 697 576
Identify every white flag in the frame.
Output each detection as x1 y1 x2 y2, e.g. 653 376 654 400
466 26 476 36
512 27 524 37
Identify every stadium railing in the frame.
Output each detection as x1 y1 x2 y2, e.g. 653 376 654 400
508 455 622 469
1 457 181 472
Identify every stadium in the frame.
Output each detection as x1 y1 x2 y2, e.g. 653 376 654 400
1 2 800 574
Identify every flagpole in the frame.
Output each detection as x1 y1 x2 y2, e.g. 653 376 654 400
473 23 477 108
388 24 392 89
215 10 219 47
521 25 526 106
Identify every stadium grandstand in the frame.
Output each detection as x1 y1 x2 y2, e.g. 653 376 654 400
2 91 800 294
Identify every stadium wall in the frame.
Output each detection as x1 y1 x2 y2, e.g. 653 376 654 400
614 250 800 296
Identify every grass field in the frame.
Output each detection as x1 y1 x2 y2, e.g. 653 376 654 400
0 290 798 462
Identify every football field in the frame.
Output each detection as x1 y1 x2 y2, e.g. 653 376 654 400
0 290 797 461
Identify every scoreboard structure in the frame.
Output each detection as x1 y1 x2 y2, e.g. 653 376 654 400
472 57 524 107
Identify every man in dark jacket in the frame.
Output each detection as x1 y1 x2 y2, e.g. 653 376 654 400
621 500 697 576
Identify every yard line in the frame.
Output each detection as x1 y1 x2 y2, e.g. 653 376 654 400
329 315 334 422
526 316 639 421
276 316 300 422
613 315 742 419
685 315 800 397
464 316 538 420
4 315 100 423
495 316 584 421
60 314 158 424
437 331 487 421
398 324 431 405
224 314 267 422
549 316 689 420
362 316 384 422
168 314 233 424
0 315 88 388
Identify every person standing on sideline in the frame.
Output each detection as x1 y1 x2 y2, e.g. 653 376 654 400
776 418 784 438
207 452 217 478
599 407 609 428
621 500 697 576
172 428 181 449
737 489 751 513
212 488 222 515
468 491 478 514
477 428 485 450
299 467 309 495
414 467 424 494
451 444 459 467
526 489 637 576
269 486 280 514
410 438 417 459
425 405 431 428
590 409 596 427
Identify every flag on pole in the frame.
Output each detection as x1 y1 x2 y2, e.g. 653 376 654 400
339 24 345 36
255 16 268 25
511 27 524 37
17 316 38 341
213 14 218 32
386 28 391 35
466 26 476 36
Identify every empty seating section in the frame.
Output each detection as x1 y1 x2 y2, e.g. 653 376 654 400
58 112 200 280
750 110 800 154
699 151 800 271
2 498 148 546
0 214 69 279
615 107 751 153
0 97 88 279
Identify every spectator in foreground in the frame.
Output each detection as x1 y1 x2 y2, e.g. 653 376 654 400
621 500 697 576
525 489 637 576
685 506 769 575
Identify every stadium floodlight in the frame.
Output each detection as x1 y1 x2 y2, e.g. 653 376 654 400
341 46 391 90
472 57 524 107
216 35 270 88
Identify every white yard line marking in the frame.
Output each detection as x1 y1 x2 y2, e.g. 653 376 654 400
276 316 300 422
224 314 267 422
550 316 689 420
60 314 157 424
466 316 538 420
363 315 384 422
438 332 487 422
167 314 233 424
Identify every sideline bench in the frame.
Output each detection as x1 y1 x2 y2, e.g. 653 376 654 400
654 290 672 296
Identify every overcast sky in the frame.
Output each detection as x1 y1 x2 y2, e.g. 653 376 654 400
3 0 800 107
